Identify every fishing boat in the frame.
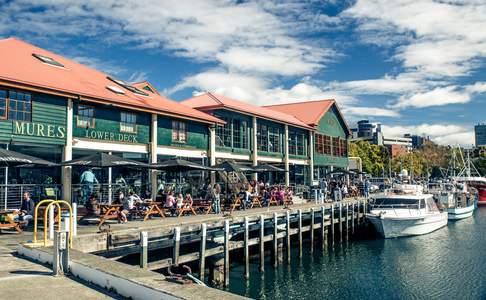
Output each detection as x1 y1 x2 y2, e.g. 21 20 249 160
454 177 486 205
367 184 448 238
428 182 476 220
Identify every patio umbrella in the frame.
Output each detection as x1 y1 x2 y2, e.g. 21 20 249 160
152 158 218 172
59 152 148 168
253 164 285 172
0 148 56 167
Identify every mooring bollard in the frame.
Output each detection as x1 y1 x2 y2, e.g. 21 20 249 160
260 215 265 272
53 230 69 276
173 227 181 266
244 217 250 279
139 231 148 269
199 223 207 280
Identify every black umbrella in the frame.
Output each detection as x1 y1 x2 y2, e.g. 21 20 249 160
0 148 56 167
60 152 148 168
327 169 355 176
152 158 218 172
253 164 285 172
214 161 255 173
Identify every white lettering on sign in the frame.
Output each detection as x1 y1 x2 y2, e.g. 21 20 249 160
84 129 138 143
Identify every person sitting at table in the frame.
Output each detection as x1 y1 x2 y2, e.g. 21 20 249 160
164 191 176 216
86 194 100 216
285 188 294 207
176 193 184 209
184 193 193 208
18 191 35 225
238 187 249 210
113 191 124 205
277 187 285 204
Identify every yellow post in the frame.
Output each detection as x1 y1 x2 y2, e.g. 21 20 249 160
33 199 60 244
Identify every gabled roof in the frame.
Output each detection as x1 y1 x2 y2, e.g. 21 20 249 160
264 99 351 134
0 37 222 125
181 92 312 129
132 81 160 95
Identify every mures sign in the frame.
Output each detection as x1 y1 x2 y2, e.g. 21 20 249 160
13 121 66 139
84 129 138 143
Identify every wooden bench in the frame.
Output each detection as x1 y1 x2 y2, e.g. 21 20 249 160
0 211 27 233
142 202 165 221
193 200 212 215
98 204 122 225
267 196 279 207
250 195 262 208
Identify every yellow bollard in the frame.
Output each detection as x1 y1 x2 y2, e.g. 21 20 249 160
33 199 60 244
43 200 73 248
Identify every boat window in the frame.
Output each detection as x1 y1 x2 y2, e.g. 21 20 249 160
373 198 419 207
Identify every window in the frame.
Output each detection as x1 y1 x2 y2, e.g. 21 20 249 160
8 90 31 121
241 120 248 149
32 53 64 68
120 112 137 133
289 131 297 155
172 120 187 143
315 133 332 156
0 89 7 119
216 117 231 147
269 127 280 153
107 76 148 96
257 124 268 151
296 133 305 156
332 137 340 156
323 135 332 155
77 105 95 128
233 119 241 148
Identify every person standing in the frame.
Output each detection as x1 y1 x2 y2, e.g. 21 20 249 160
364 179 370 198
212 184 221 214
80 168 98 204
319 178 328 204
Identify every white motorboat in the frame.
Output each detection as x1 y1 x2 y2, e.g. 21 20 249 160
427 181 476 220
366 184 448 238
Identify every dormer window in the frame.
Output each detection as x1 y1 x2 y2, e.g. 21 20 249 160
32 53 64 68
107 76 148 96
106 85 125 95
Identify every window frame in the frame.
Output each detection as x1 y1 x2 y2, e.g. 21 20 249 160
172 120 187 143
76 104 95 129
120 112 138 134
0 89 33 122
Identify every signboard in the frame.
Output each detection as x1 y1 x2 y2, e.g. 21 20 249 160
13 121 66 139
84 129 138 143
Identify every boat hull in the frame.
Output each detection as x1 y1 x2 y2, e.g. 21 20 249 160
367 212 448 238
447 204 475 220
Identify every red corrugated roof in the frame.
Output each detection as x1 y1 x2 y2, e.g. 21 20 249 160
181 92 312 129
265 99 351 134
0 37 222 124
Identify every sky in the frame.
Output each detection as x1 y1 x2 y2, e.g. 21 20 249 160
0 0 485 146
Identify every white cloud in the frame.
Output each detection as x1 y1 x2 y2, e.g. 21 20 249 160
343 107 400 117
382 123 474 146
0 0 333 77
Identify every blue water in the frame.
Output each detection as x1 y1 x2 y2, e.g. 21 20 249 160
226 208 486 299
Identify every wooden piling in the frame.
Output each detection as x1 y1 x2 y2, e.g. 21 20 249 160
330 204 335 245
199 223 207 281
173 227 181 266
320 206 326 250
298 209 303 258
273 213 278 268
345 203 349 241
260 215 265 272
310 208 315 253
139 231 148 269
244 217 250 279
224 219 230 287
286 210 291 263
352 201 355 234
339 202 343 243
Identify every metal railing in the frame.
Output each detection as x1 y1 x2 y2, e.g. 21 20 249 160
0 184 62 210
71 183 142 205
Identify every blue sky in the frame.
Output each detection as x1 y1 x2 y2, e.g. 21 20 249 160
0 0 485 145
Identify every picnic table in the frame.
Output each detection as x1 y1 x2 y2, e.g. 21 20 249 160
0 210 27 233
176 202 197 217
250 195 262 208
139 201 165 221
98 204 122 225
267 196 279 207
192 199 213 215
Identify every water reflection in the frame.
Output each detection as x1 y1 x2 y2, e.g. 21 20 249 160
227 208 486 299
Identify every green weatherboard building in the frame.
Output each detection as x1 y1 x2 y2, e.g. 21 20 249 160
0 37 350 207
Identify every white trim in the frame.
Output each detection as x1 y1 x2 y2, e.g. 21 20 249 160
215 151 251 161
72 138 148 153
157 146 207 158
289 158 309 165
257 156 283 163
